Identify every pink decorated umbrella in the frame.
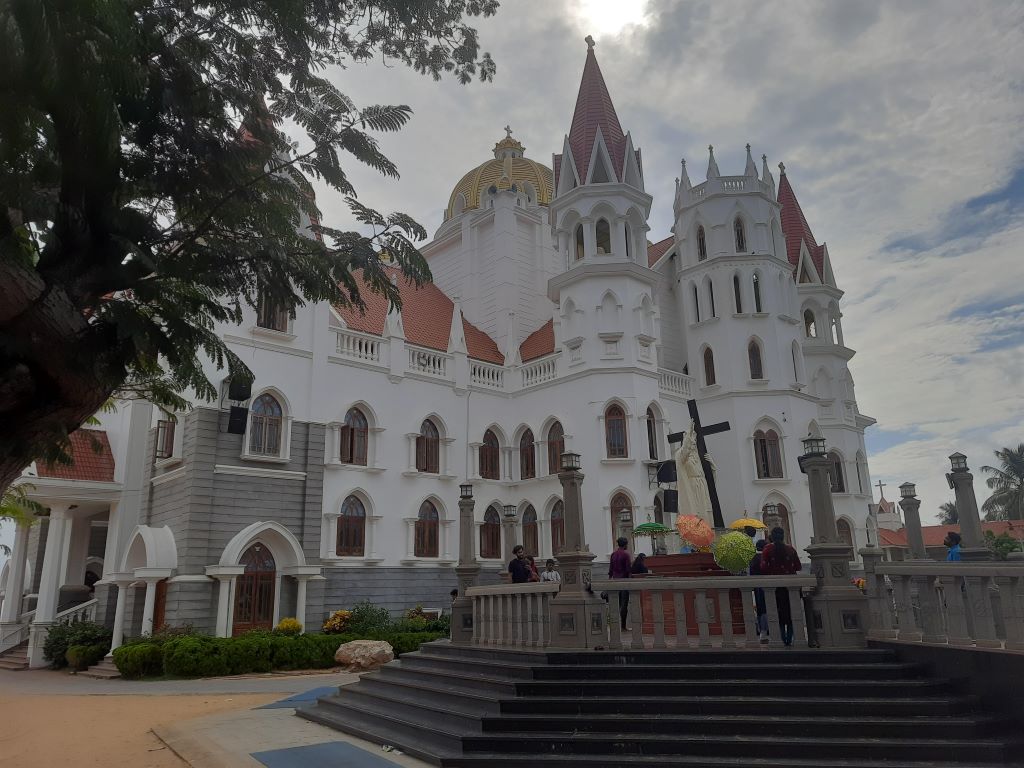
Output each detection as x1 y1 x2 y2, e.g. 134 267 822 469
675 514 715 548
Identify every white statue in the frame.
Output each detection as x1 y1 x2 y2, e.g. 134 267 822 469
674 418 715 529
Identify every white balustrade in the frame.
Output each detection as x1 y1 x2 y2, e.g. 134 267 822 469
55 597 98 625
332 328 384 364
869 562 1024 651
407 346 451 378
466 582 559 648
470 361 505 391
658 368 693 398
0 609 34 654
521 354 559 388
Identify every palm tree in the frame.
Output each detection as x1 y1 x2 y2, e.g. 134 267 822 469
981 444 1024 521
0 483 43 557
937 501 959 525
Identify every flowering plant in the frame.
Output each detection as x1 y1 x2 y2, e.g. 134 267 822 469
852 577 866 593
322 609 353 634
274 617 303 636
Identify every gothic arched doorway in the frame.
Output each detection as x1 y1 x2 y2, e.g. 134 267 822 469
233 544 276 635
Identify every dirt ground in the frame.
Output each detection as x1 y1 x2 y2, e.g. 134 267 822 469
0 693 278 768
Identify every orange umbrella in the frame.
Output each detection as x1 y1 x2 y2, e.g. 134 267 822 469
675 514 715 548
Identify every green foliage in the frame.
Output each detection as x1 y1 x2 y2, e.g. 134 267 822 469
937 501 959 525
0 483 44 555
65 644 108 671
43 621 112 669
112 643 165 679
122 623 196 647
0 0 499 480
981 445 1024 521
275 617 303 636
345 600 392 635
984 530 1024 560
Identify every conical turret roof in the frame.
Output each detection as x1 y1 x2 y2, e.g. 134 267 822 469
566 41 626 184
777 167 826 279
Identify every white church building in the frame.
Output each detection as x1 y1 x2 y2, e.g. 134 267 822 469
0 42 876 666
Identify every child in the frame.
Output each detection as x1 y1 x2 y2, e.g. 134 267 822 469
541 559 561 582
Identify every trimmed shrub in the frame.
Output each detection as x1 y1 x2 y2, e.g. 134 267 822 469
43 620 112 669
322 609 353 634
112 643 164 679
275 617 303 636
345 600 391 635
65 644 107 671
163 636 231 678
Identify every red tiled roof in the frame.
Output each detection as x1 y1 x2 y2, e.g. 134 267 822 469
520 319 555 362
879 521 1023 548
777 171 826 281
334 267 503 364
36 430 115 483
647 236 674 267
564 46 626 186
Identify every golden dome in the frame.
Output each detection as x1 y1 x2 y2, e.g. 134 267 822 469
445 131 554 220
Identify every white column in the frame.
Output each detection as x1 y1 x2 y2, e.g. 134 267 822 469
0 521 30 622
406 433 417 471
295 577 309 631
100 503 120 579
216 576 232 637
63 516 92 587
141 578 158 636
107 580 130 656
367 515 383 560
34 506 71 622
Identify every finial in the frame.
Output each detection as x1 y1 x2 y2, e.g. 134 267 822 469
778 161 786 175
762 154 767 162
681 158 687 167
504 124 513 139
746 143 751 152
585 34 596 49
708 144 714 153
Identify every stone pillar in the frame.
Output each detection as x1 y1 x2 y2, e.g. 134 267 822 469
502 515 518 565
107 577 132 656
452 492 481 645
0 521 31 623
859 545 895 640
205 565 245 638
547 457 605 649
295 576 310 631
946 455 991 561
897 488 945 642
800 452 867 648
898 490 928 561
140 578 158 636
29 505 72 667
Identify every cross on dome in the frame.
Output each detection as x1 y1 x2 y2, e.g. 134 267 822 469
585 34 596 49
504 124 513 139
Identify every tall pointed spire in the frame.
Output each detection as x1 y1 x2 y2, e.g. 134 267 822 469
706 145 720 179
761 153 775 196
679 158 691 190
567 36 626 185
777 165 825 279
744 143 758 177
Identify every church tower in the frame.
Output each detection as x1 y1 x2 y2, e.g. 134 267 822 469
548 37 659 373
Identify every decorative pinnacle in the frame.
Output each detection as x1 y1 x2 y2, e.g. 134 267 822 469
585 34 596 49
762 154 767 162
708 144 714 153
778 161 786 174
504 124 513 139
746 143 751 152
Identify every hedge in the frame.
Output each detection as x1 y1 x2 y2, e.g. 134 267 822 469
113 630 443 679
65 644 107 671
43 621 112 669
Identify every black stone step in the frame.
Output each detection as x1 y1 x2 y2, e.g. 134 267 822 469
373 661 519 695
498 693 981 718
322 685 485 732
463 732 1015 763
484 712 1003 740
400 651 539 679
442 753 1019 768
356 673 503 714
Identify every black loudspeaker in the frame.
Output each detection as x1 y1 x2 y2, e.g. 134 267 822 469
656 460 677 484
663 490 678 516
227 406 249 434
228 378 252 402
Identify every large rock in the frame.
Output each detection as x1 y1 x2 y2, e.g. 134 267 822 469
334 639 394 671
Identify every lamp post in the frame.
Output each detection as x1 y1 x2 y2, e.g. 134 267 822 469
763 502 780 532
945 452 991 561
451 483 479 644
799 435 867 648
898 482 928 560
548 451 605 649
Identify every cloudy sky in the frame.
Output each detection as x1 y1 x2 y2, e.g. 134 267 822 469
307 0 1024 524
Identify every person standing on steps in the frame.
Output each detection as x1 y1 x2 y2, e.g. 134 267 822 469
508 545 533 583
609 537 633 631
760 527 802 646
749 539 769 642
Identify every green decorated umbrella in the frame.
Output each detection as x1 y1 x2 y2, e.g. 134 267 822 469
632 520 674 553
712 530 757 574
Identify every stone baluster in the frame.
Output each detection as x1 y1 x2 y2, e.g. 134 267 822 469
995 572 1024 651
963 574 1000 648
452 486 480 645
892 574 921 641
898 486 946 643
859 545 896 640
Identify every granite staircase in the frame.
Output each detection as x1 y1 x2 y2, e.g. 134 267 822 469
0 641 29 671
298 642 1023 768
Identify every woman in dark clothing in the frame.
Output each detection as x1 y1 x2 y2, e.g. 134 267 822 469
760 527 802 646
749 539 769 642
631 553 649 575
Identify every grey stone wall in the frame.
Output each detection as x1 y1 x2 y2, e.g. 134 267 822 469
317 567 470 625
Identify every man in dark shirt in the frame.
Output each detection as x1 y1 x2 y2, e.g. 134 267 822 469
608 537 632 630
508 545 532 583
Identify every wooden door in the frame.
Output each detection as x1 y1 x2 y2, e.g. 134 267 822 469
232 545 276 635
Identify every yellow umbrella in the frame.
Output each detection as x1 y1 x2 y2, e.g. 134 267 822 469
729 517 768 531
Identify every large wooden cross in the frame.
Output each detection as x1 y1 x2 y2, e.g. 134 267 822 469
667 399 731 529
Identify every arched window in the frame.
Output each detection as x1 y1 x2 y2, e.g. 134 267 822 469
480 429 500 480
828 451 846 493
546 421 565 475
611 492 633 541
519 429 536 480
624 222 633 261
748 340 764 380
837 518 854 548
416 419 440 473
522 505 539 556
415 501 440 557
763 503 792 544
753 429 783 479
804 309 817 338
733 274 743 313
551 501 565 554
707 279 716 318
646 407 659 460
480 506 501 559
703 347 716 386
691 283 700 323
605 404 628 458
596 218 612 254
753 273 763 312
249 394 283 456
340 407 368 465
734 218 746 252
234 544 276 634
256 288 288 332
337 495 366 556
830 316 839 344
574 223 585 261
697 225 707 261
